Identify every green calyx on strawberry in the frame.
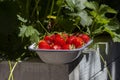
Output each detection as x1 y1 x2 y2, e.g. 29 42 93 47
38 32 90 50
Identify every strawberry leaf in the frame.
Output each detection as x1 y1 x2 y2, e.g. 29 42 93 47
18 25 40 42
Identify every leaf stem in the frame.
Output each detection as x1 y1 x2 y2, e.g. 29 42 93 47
49 0 54 16
37 20 50 34
8 53 25 80
52 0 64 28
26 0 30 19
99 53 112 80
44 0 51 19
56 0 64 17
96 47 112 80
31 0 40 18
90 15 96 37
74 24 83 33
8 61 18 80
8 61 14 80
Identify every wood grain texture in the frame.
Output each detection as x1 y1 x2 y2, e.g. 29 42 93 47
0 62 68 80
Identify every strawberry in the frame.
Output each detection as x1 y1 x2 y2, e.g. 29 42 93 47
73 37 84 48
51 44 61 50
37 32 90 50
66 36 76 44
54 37 66 46
62 44 70 50
44 35 53 44
55 33 61 38
79 34 90 43
50 33 61 42
38 40 51 49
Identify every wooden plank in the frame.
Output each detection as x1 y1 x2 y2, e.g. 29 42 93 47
0 61 69 80
0 61 10 80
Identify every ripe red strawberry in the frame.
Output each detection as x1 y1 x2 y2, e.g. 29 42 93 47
44 35 53 44
51 44 61 50
79 34 90 43
54 37 66 46
55 33 61 38
73 37 84 48
50 33 61 42
66 36 76 44
37 32 90 50
62 44 70 50
38 40 51 49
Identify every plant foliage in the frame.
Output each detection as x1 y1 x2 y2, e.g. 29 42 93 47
63 0 120 42
0 0 120 60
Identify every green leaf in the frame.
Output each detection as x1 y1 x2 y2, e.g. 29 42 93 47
86 26 91 35
112 34 120 42
96 15 110 24
92 26 104 35
76 0 87 10
105 19 120 31
18 25 40 42
65 0 75 11
104 27 115 38
89 3 117 26
65 0 87 12
85 1 99 10
30 34 40 43
17 15 27 23
102 20 120 42
90 11 110 25
90 11 97 17
18 25 27 38
99 4 117 15
79 10 93 26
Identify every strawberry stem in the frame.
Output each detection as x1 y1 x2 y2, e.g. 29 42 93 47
37 20 50 35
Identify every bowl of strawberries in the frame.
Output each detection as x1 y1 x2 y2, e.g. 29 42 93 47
29 32 92 64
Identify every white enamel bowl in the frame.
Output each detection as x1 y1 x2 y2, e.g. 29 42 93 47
29 40 93 64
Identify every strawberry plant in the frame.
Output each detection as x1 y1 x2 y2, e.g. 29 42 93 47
62 0 120 42
14 0 120 62
16 0 120 48
0 0 120 60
